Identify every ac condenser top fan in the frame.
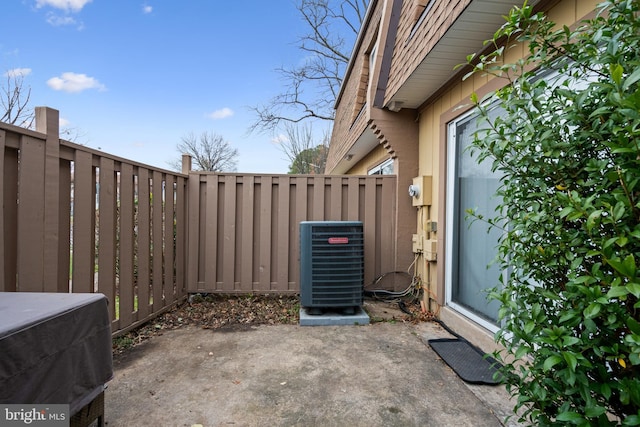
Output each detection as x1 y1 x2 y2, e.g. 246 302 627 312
299 221 364 315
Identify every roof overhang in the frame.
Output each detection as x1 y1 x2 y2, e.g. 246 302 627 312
330 124 379 174
386 0 542 110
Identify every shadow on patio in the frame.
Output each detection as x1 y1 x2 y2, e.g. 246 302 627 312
104 302 520 427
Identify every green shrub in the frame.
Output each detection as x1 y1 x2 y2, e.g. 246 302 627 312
465 1 640 424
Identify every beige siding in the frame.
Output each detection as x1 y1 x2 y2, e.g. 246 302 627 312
416 0 600 307
347 145 390 175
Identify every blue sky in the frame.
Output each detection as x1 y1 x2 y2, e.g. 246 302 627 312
1 0 325 173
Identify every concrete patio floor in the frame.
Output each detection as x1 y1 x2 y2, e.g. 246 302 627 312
104 304 521 427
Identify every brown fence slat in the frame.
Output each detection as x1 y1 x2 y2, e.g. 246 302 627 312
222 175 237 291
240 176 254 291
164 174 176 304
58 160 72 293
98 157 117 321
186 172 201 291
17 136 46 291
203 175 218 292
175 176 187 298
0 129 18 292
71 150 95 293
279 176 292 292
257 176 272 291
137 168 151 318
119 163 135 328
152 171 164 312
41 109 61 293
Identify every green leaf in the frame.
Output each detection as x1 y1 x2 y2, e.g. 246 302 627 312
608 254 637 277
585 405 606 418
563 352 578 372
613 201 626 221
601 383 612 400
524 321 536 334
557 411 585 423
627 282 640 298
607 286 629 298
623 67 640 91
623 415 640 426
584 303 601 319
563 336 580 347
587 210 602 231
628 317 640 335
543 355 563 371
515 345 530 359
611 63 624 86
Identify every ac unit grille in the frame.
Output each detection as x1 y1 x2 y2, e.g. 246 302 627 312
300 222 364 309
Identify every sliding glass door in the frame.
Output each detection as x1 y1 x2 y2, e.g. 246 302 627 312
445 109 503 330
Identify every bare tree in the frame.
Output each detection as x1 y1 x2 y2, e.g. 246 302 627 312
172 131 239 172
275 122 329 174
1 69 34 128
250 0 367 133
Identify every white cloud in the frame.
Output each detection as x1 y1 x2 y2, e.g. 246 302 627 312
208 107 234 120
142 4 152 14
46 13 77 26
35 0 92 12
5 68 32 78
59 117 70 127
47 72 106 93
271 134 289 145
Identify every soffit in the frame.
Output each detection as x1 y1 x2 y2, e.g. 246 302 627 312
387 0 541 109
331 127 379 174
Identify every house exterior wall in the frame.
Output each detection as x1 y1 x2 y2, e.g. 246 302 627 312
416 0 599 350
326 3 384 173
385 0 471 104
348 145 390 175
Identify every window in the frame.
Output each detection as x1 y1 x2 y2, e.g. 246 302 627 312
351 37 379 125
409 0 434 39
368 158 394 175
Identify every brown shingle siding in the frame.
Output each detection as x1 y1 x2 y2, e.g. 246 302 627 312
385 0 470 104
326 5 384 173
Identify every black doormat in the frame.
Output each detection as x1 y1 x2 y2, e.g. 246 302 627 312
428 338 503 385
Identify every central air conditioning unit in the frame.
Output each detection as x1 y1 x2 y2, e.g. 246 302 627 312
300 221 364 314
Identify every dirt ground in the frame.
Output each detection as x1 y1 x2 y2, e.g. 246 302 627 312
112 294 430 356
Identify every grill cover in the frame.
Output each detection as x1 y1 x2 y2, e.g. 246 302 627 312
0 292 113 414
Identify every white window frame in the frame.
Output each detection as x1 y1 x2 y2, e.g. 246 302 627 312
445 107 502 334
368 158 394 175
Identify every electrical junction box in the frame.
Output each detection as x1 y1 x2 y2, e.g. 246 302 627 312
411 176 432 207
424 239 437 261
412 234 423 253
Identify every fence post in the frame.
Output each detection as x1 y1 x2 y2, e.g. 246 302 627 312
35 107 64 292
181 154 192 174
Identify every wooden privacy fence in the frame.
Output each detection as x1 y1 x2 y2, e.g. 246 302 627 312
1 108 188 336
1 107 400 336
186 173 397 293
